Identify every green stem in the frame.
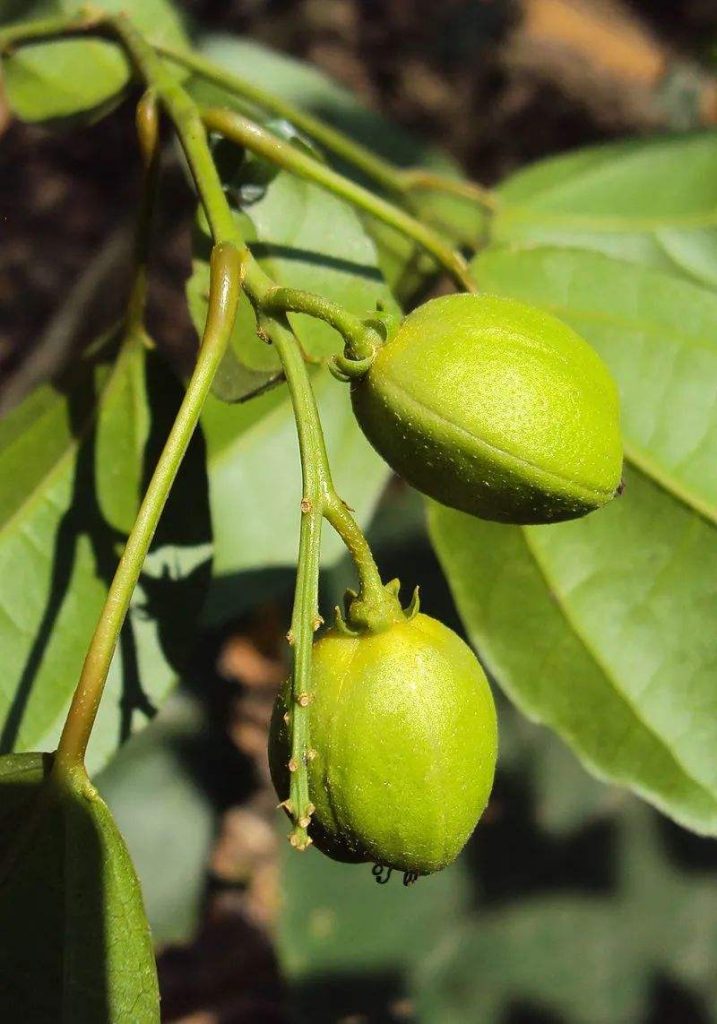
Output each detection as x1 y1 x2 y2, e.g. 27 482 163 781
202 106 478 293
55 241 242 773
157 43 496 216
156 43 405 196
401 169 498 211
53 13 248 775
126 89 160 333
262 286 378 360
284 503 322 849
264 314 325 849
111 15 236 244
0 11 101 51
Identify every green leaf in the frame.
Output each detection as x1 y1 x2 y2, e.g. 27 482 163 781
493 132 717 287
1 0 188 126
473 246 717 523
96 689 217 945
416 804 717 1024
429 463 717 835
0 330 211 772
0 753 159 1022
279 830 469 1021
425 160 717 837
201 370 390 623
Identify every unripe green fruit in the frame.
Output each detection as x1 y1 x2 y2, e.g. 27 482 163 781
350 294 623 524
269 612 497 875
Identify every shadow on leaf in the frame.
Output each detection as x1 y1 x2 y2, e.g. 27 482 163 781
0 331 211 761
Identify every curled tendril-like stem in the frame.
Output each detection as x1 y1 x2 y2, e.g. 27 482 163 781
329 350 376 383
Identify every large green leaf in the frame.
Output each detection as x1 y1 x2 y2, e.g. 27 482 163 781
1 0 188 125
416 803 717 1024
0 330 211 772
492 132 717 287
429 465 717 836
0 753 159 1022
423 237 717 834
425 268 717 848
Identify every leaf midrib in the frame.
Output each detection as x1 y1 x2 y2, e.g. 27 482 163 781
622 439 717 528
497 206 717 233
482 258 717 359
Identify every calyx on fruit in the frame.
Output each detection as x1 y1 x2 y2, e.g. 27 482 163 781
348 293 623 525
269 584 498 875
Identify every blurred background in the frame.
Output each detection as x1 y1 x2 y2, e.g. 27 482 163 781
2 2 717 1022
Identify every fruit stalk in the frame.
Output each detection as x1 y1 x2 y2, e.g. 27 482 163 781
257 309 389 846
261 287 379 361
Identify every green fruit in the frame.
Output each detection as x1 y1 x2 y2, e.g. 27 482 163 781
269 611 497 875
350 293 623 524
